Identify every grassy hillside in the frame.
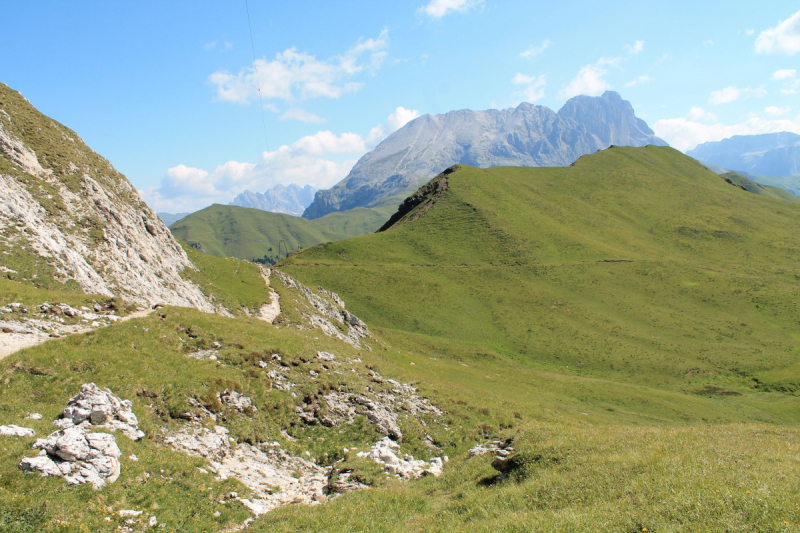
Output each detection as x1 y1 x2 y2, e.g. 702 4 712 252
169 204 387 264
4 146 800 531
720 171 800 203
282 146 800 396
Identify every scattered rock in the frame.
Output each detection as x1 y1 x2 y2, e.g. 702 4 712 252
468 439 514 458
25 413 43 420
118 510 142 517
185 349 218 361
356 437 447 480
19 425 121 489
218 389 256 413
0 425 36 437
163 424 331 516
272 271 370 348
58 383 145 441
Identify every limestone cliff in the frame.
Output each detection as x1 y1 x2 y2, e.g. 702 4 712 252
0 83 213 311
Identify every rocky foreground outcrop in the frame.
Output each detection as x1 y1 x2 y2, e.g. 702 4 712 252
18 383 144 489
0 83 213 310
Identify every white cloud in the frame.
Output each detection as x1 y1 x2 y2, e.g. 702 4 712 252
771 68 797 80
686 106 717 122
703 40 714 47
755 10 800 55
745 29 755 36
205 41 233 52
653 110 800 152
512 73 536 84
511 73 546 103
418 0 483 18
708 85 766 105
624 75 651 87
279 108 325 123
765 105 791 116
520 40 550 59
560 65 610 98
143 107 420 212
625 40 645 55
365 106 421 147
208 29 388 105
709 86 740 105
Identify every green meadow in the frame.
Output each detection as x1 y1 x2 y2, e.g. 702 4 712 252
2 146 799 531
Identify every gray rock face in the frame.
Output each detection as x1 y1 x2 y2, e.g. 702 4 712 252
687 132 800 177
0 83 214 311
303 91 666 218
231 183 318 216
20 426 122 489
58 383 145 441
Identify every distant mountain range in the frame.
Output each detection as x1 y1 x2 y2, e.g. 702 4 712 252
157 212 192 226
303 91 667 219
687 132 800 177
231 183 317 216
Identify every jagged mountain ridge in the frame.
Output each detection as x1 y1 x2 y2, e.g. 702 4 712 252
303 91 667 219
231 183 318 216
0 82 214 311
687 132 800 177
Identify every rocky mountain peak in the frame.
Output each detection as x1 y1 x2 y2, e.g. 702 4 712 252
303 91 666 219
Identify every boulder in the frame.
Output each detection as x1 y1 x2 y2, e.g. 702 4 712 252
0 425 36 437
59 383 144 440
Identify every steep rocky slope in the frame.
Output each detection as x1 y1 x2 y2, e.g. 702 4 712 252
303 91 667 218
0 83 213 310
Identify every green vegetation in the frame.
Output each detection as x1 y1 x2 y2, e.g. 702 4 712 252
282 146 800 397
178 242 272 313
720 171 800 204
169 204 387 265
3 146 800 531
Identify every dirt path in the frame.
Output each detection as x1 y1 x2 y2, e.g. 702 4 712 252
0 307 154 361
257 268 281 324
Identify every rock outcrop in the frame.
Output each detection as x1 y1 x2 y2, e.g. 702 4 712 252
304 91 667 218
56 383 145 441
1 425 36 437
356 437 447 480
17 383 143 489
0 83 214 311
687 132 800 178
162 424 329 516
20 426 121 489
272 270 370 348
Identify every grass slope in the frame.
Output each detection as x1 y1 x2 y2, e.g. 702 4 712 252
721 171 800 204
282 146 800 397
169 204 387 264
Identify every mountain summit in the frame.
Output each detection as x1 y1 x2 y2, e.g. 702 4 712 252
687 132 800 177
303 91 667 219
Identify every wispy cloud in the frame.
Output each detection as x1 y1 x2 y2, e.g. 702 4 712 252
653 108 800 151
765 106 791 116
418 0 483 18
208 29 389 105
512 73 546 103
205 41 233 52
520 40 550 59
143 107 419 212
771 69 797 80
625 75 651 87
625 40 645 55
560 65 610 99
279 108 325 123
755 10 800 55
708 85 766 105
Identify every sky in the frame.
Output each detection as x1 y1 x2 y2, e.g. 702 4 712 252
2 1 800 213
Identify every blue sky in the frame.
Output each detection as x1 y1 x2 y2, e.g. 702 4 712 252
3 1 799 212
